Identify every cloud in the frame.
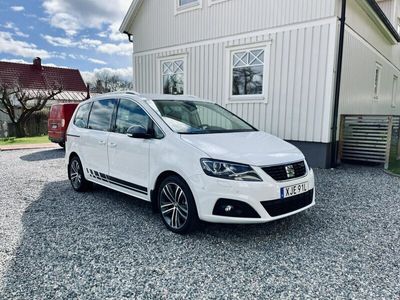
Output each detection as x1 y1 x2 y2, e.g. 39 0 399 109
0 58 69 69
2 22 29 38
88 58 107 65
42 0 131 37
81 67 133 83
0 31 51 59
97 43 132 56
11 6 25 12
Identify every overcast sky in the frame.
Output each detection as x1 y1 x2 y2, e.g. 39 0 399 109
0 0 133 82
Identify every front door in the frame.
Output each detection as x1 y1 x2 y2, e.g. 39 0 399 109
107 99 151 199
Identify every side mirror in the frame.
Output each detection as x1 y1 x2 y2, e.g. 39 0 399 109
126 125 153 139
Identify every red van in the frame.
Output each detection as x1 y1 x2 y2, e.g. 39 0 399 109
48 103 79 148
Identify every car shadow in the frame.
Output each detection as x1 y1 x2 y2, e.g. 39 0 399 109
19 148 65 162
0 180 320 298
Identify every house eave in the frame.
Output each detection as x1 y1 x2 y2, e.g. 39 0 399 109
119 0 144 34
357 0 400 44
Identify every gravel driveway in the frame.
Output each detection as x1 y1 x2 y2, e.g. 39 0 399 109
0 149 399 299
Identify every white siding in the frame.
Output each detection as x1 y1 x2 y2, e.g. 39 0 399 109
130 0 336 53
377 0 395 24
339 27 400 115
134 18 337 143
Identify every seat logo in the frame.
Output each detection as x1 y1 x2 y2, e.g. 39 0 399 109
285 165 295 178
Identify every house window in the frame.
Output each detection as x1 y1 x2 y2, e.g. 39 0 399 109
392 75 398 107
176 0 202 14
162 59 185 95
374 63 382 100
231 48 265 97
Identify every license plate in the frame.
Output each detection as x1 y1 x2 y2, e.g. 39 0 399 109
52 124 58 129
280 182 309 199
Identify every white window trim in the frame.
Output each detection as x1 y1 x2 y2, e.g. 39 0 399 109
208 0 230 6
373 62 382 101
157 54 188 95
175 0 202 15
392 75 398 108
225 42 271 103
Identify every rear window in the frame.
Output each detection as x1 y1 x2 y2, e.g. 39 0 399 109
50 105 63 119
88 99 116 131
74 103 92 129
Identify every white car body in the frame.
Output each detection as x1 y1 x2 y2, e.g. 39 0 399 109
66 92 315 227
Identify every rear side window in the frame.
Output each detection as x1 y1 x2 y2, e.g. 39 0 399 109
88 99 116 131
73 103 91 128
115 99 150 134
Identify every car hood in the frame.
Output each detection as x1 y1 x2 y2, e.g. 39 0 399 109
180 131 304 166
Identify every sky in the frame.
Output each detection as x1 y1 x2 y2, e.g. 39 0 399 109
0 0 133 83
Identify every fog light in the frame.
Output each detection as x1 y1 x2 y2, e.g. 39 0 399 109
224 205 234 212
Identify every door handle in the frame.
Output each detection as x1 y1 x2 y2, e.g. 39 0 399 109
98 140 106 145
109 142 117 148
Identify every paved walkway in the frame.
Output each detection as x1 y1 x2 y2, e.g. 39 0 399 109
0 143 59 151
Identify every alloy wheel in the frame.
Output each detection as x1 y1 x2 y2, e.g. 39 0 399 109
160 183 189 230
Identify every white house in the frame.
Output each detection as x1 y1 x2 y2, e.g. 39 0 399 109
120 0 400 168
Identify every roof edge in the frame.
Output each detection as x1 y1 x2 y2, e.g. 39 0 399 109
362 0 400 43
119 0 144 34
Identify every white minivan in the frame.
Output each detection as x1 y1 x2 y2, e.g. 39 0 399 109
66 92 315 234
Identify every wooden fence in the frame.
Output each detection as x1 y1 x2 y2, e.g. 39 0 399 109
338 115 400 168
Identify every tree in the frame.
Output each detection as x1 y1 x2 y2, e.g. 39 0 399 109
89 71 133 94
0 83 63 137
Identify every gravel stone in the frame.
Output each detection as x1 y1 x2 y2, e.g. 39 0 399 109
0 149 399 299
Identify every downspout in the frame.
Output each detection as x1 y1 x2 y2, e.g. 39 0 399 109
331 0 346 167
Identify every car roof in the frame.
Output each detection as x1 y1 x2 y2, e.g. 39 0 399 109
87 91 213 103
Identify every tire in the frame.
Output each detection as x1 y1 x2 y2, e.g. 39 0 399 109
59 142 65 149
68 156 90 192
158 175 199 234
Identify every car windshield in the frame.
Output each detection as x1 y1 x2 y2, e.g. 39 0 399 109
148 100 256 134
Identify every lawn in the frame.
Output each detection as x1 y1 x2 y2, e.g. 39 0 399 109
0 135 49 146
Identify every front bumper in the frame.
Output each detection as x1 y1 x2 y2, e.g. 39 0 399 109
188 167 315 224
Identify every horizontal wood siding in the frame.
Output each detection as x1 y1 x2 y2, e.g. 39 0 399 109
131 0 335 53
134 19 337 143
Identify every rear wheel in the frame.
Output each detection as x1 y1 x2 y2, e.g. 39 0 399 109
158 176 199 234
68 156 90 192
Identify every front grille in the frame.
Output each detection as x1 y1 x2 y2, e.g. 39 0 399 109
262 161 306 181
261 189 314 217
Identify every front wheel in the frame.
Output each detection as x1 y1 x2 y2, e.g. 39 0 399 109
158 176 199 234
68 156 90 192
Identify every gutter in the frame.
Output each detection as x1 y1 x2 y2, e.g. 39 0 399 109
365 0 400 42
330 0 347 167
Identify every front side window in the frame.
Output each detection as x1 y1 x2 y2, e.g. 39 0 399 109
88 99 116 131
232 48 265 96
162 59 185 95
115 99 150 134
150 100 256 134
74 102 92 128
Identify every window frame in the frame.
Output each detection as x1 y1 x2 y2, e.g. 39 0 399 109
226 42 271 103
158 54 188 96
373 62 383 101
392 75 398 108
175 0 202 15
208 0 230 6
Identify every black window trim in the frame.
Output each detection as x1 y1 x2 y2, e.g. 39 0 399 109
73 101 93 129
111 97 165 139
87 99 117 132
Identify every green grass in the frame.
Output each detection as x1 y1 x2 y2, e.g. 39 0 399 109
0 135 49 146
388 144 400 175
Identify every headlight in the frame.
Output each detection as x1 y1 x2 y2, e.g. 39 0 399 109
200 159 262 182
